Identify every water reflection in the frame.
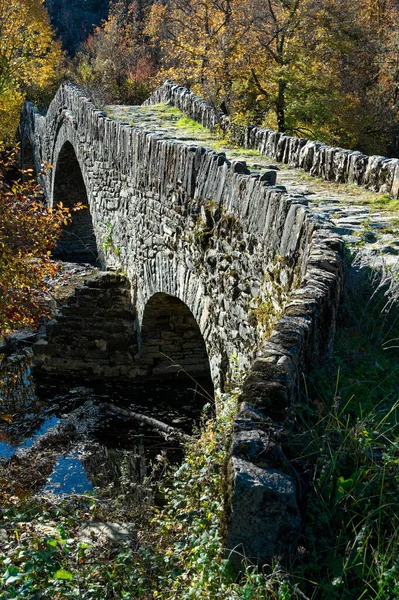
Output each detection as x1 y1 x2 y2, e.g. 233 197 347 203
43 451 94 496
0 352 36 406
0 351 49 453
82 442 146 490
0 415 59 459
1 351 213 498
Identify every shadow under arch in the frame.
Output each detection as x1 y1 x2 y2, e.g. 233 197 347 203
52 141 98 264
139 292 214 401
21 137 37 177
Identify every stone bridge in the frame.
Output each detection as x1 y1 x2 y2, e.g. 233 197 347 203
20 83 342 405
20 83 343 563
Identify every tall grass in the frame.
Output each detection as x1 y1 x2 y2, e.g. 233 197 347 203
285 255 399 599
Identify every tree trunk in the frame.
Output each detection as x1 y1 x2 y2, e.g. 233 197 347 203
277 76 287 132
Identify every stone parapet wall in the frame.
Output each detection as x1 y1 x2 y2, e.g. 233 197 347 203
145 80 399 198
21 82 344 567
143 81 226 131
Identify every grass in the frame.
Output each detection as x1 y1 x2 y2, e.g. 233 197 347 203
361 195 399 212
285 255 399 599
289 388 399 599
1 259 399 598
105 102 268 163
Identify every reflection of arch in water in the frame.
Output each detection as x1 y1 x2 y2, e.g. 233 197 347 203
52 141 98 263
82 443 146 492
139 293 213 388
0 354 40 449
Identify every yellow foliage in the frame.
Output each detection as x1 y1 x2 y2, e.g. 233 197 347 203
147 0 245 107
146 0 399 152
0 87 24 143
0 0 64 142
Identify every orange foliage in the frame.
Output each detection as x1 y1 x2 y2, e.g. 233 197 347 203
0 147 81 335
145 0 399 154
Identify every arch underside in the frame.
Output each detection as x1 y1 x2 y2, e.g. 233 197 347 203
22 137 37 177
53 141 98 264
139 292 213 386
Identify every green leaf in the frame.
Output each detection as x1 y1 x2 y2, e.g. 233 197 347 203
4 566 22 585
78 542 92 550
53 569 73 581
6 575 22 584
337 476 354 492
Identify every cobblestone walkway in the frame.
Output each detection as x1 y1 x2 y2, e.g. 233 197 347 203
107 104 399 270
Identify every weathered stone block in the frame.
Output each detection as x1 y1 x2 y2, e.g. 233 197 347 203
225 457 300 569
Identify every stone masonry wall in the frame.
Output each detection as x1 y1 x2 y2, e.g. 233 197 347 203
145 80 399 199
144 81 345 565
21 83 343 566
139 292 211 378
34 272 138 378
20 83 343 399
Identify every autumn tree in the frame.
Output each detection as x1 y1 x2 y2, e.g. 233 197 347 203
220 0 384 145
146 0 251 111
0 0 64 143
147 0 399 155
364 0 399 154
0 147 75 335
74 0 155 105
146 0 321 125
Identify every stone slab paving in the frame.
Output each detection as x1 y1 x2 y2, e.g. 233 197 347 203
107 103 399 270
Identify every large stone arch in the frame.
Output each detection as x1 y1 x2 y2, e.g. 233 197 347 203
135 251 228 390
52 140 98 263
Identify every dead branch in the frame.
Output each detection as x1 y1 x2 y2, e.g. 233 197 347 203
107 403 193 444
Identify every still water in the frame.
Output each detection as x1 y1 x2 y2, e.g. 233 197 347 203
0 352 213 497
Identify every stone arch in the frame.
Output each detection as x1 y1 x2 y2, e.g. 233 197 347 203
139 292 213 387
52 141 98 263
21 137 37 177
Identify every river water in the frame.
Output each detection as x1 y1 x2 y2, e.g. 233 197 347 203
0 352 212 498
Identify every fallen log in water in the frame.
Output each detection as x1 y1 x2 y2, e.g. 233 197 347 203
107 403 193 444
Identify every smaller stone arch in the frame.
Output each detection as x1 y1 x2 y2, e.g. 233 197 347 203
139 292 213 387
52 141 98 263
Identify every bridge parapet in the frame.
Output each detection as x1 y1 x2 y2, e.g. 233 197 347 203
20 83 344 566
146 80 399 198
